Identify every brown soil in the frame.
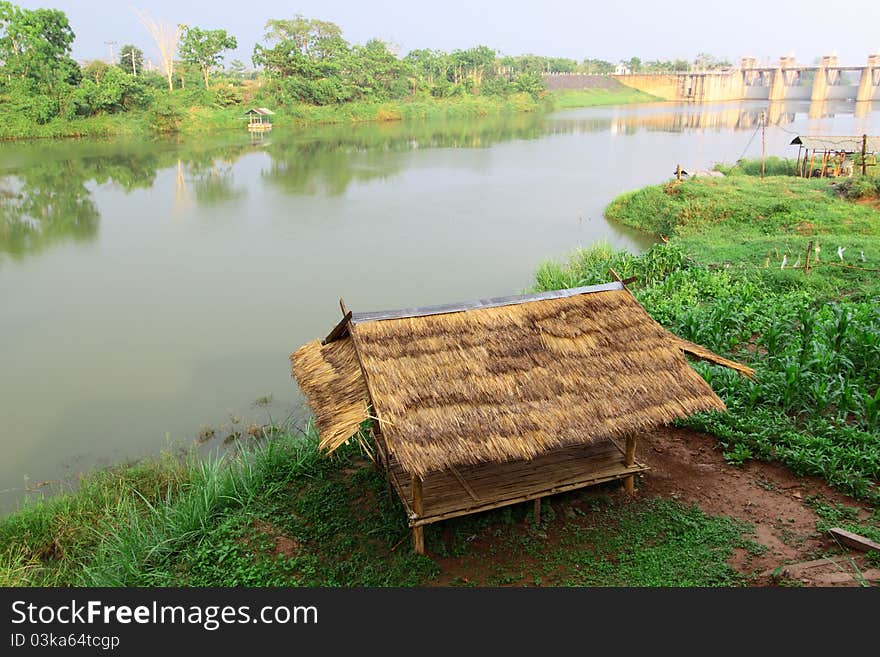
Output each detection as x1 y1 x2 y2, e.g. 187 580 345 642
638 427 878 586
250 519 300 558
429 427 878 587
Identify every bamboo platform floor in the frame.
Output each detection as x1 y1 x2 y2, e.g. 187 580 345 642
385 439 649 527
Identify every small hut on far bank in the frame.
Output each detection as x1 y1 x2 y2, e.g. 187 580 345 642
244 107 275 132
291 280 753 554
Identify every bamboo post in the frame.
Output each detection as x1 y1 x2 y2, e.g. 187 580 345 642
676 163 682 181
808 151 816 178
760 110 766 179
624 435 637 494
533 498 542 524
412 474 425 555
804 240 813 275
862 134 868 176
795 145 802 177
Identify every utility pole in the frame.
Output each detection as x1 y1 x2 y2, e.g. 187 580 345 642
761 110 766 179
862 133 868 176
124 50 137 75
105 40 116 64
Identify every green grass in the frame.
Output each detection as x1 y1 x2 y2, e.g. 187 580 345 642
537 171 880 506
0 83 662 141
550 87 660 109
0 94 548 141
0 426 757 587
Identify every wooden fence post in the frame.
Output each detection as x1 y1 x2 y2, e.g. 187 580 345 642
412 475 425 555
624 435 637 494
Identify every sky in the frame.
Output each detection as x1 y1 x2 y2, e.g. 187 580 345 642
17 0 880 68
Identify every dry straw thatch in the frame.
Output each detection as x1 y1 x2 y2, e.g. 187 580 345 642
291 285 752 479
290 337 369 453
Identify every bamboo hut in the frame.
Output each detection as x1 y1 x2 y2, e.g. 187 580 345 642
244 107 275 132
290 280 754 554
791 134 879 178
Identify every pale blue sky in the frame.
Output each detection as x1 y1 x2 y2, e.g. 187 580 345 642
18 0 880 67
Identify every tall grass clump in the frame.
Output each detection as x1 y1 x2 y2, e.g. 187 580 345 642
714 157 798 177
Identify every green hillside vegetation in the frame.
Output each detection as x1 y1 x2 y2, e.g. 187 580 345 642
538 164 880 502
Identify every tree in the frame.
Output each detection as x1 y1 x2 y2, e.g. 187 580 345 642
179 26 237 89
133 8 182 91
253 14 349 82
693 53 731 70
73 66 150 115
82 60 109 83
0 2 76 82
579 59 614 74
0 2 80 121
227 58 246 79
118 44 143 75
262 15 343 60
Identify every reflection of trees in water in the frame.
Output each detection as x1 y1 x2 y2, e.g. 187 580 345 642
1 160 100 259
176 144 249 206
0 141 253 259
260 115 555 195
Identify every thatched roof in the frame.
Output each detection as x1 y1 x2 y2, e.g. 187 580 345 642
790 135 880 153
291 337 370 453
290 282 753 478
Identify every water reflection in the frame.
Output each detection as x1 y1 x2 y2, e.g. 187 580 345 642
0 100 876 261
0 160 100 259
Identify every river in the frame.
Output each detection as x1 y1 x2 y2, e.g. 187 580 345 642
1 99 878 509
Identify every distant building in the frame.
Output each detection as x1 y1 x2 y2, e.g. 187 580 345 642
615 63 631 75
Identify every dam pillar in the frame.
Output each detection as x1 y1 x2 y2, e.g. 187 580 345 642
857 54 880 103
769 56 796 102
740 57 759 86
811 55 838 103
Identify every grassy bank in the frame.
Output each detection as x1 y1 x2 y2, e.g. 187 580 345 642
549 87 660 109
538 165 880 504
0 95 546 141
0 86 663 141
1 427 758 587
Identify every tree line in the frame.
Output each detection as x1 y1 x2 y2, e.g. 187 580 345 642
0 3 549 128
0 1 732 130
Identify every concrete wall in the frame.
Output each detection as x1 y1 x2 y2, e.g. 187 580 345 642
609 55 880 103
541 74 628 91
610 74 683 100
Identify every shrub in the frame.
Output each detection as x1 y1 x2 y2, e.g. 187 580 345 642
835 176 879 200
147 96 184 134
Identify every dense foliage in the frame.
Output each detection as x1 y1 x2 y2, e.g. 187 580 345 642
0 3 550 136
0 2 734 138
539 170 880 502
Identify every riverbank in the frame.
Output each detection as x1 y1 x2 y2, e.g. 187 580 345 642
0 87 657 141
541 165 880 503
550 87 660 109
3 162 879 587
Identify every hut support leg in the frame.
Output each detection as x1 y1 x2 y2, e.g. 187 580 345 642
533 498 542 524
412 474 425 555
624 435 637 494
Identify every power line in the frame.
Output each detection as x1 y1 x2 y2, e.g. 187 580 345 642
736 123 762 162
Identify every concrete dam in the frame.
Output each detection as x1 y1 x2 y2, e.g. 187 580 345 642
544 55 880 104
